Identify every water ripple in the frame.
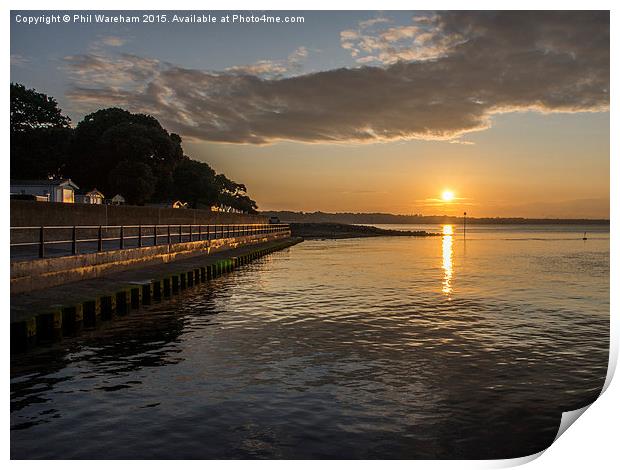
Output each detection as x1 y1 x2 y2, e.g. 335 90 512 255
11 232 609 459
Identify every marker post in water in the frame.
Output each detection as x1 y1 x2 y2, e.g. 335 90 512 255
463 212 467 239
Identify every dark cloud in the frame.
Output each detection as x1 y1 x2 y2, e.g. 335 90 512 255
64 11 609 144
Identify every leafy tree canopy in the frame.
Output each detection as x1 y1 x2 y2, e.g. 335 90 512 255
66 107 185 195
11 127 74 179
172 159 219 209
109 160 157 205
10 83 71 133
10 83 73 179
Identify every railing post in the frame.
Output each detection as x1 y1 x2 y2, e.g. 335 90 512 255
168 225 171 245
179 225 182 243
138 225 142 248
98 225 103 252
189 225 193 242
39 226 45 258
72 226 77 255
199 225 202 241
120 225 124 249
154 225 158 246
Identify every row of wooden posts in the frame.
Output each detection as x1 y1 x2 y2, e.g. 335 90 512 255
11 239 298 352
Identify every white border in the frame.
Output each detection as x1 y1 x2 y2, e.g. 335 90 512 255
4 1 616 468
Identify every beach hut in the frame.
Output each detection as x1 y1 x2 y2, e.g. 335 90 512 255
10 178 79 203
76 188 105 204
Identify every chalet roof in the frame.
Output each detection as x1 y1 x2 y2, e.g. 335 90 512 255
86 188 105 197
11 178 80 189
10 179 79 190
145 200 188 208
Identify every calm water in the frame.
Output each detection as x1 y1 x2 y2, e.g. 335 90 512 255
11 225 609 459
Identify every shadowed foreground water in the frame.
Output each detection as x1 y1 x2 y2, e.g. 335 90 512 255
11 225 609 459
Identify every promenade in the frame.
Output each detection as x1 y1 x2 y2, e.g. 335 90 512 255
11 236 303 351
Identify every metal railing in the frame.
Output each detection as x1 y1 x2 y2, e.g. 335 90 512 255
10 223 290 260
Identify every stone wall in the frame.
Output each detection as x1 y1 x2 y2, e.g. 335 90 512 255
11 231 291 294
11 200 266 227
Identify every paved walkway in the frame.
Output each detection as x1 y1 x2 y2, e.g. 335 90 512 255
11 237 302 324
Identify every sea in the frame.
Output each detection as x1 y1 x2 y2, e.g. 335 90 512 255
10 224 610 459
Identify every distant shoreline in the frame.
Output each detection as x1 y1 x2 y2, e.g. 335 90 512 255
290 223 440 239
264 211 609 225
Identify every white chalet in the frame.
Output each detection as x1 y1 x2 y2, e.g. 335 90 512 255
10 179 79 203
76 188 105 204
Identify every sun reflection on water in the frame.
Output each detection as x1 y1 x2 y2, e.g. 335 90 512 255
442 225 454 297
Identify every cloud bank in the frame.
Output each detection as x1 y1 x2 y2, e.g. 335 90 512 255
64 11 609 144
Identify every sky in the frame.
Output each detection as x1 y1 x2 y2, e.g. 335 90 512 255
10 10 610 218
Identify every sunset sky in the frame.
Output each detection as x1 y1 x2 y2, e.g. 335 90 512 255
11 10 610 218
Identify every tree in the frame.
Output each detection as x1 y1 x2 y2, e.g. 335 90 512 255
108 160 157 205
171 159 220 208
67 108 185 196
10 83 73 178
218 193 258 214
11 127 74 179
10 83 71 133
214 174 258 213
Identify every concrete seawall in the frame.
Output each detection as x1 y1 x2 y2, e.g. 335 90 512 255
11 231 290 294
11 236 303 352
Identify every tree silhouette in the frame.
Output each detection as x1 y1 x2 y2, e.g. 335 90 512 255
66 108 185 196
10 83 73 179
10 83 71 133
10 83 259 212
109 160 157 205
171 159 219 208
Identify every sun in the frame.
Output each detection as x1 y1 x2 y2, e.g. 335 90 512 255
441 190 455 202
